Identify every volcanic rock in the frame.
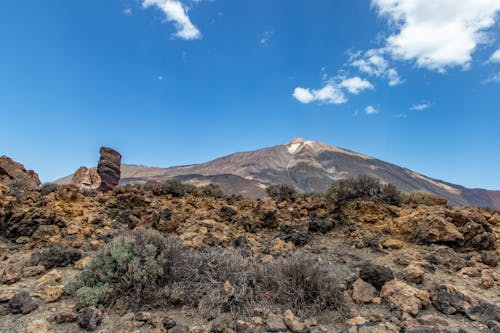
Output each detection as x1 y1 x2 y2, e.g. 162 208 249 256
381 280 430 315
0 156 40 188
359 263 394 290
71 166 100 190
97 147 121 192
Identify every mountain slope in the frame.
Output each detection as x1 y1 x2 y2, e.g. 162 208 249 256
56 138 499 208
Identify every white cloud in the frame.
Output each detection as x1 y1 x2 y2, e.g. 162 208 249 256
410 103 430 111
490 49 500 63
350 50 403 86
142 0 201 40
123 7 132 16
339 76 374 94
292 85 347 105
372 0 500 71
365 105 379 115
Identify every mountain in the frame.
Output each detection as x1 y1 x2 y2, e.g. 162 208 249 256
56 138 500 209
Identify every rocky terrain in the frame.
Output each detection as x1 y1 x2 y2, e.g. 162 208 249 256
1 152 499 333
55 139 500 209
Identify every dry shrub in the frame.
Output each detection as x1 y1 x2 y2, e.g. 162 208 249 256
183 250 347 318
66 230 347 318
326 175 402 209
266 184 298 202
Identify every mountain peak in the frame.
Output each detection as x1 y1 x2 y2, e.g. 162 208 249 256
287 137 307 145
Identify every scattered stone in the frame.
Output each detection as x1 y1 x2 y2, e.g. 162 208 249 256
381 280 430 315
465 302 500 325
211 313 234 333
266 314 287 332
78 307 102 331
308 217 334 234
359 262 394 290
30 243 82 269
9 291 38 314
53 309 78 323
352 278 377 304
432 284 476 316
382 239 404 249
97 147 121 192
162 316 177 330
481 251 498 267
479 269 497 289
346 317 367 326
418 314 449 327
22 265 45 277
35 269 61 289
279 227 310 247
37 284 63 302
1 265 22 284
402 264 425 284
283 310 306 333
223 280 234 295
0 285 20 302
25 319 53 333
75 256 91 270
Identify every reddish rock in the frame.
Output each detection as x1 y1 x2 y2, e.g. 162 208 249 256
0 156 40 187
97 147 121 192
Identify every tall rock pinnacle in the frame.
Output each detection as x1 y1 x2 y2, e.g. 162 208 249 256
97 147 121 192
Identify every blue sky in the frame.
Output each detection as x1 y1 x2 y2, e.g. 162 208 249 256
0 0 499 189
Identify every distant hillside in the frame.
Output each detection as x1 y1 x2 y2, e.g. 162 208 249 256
55 138 500 209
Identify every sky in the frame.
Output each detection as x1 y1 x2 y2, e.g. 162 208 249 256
0 0 499 189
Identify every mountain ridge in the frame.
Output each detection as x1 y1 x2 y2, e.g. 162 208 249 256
55 138 500 209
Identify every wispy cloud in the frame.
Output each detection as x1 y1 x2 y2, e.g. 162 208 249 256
349 49 403 86
123 7 132 16
410 103 430 111
365 105 379 115
489 49 500 63
142 0 201 40
483 72 500 84
372 0 500 72
260 30 274 45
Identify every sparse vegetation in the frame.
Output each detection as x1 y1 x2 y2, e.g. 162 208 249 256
65 229 346 317
64 229 183 309
7 179 34 198
326 175 403 208
402 191 440 206
266 184 298 202
40 183 61 196
200 184 224 198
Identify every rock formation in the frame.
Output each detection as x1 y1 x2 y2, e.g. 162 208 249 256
71 167 100 190
0 156 40 188
97 147 121 192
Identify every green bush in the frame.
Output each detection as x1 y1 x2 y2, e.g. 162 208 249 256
266 184 298 202
64 229 182 309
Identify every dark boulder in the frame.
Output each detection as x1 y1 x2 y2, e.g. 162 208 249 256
359 262 394 290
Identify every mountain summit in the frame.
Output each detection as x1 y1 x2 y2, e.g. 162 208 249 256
57 139 500 209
